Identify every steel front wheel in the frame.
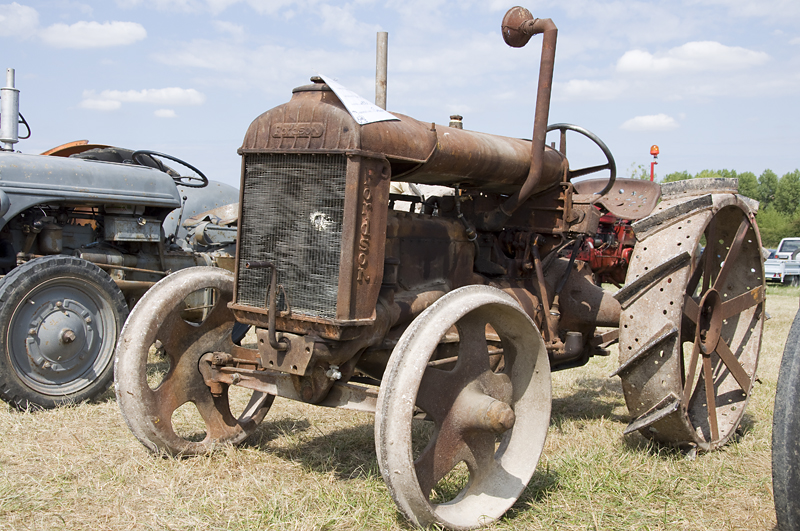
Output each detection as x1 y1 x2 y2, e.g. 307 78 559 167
115 267 272 456
0 255 129 409
616 189 764 450
375 285 551 530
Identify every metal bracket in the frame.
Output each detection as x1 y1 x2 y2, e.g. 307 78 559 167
256 329 315 375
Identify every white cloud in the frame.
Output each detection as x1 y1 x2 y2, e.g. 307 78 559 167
80 87 205 111
40 20 146 48
621 114 679 131
617 41 770 73
791 37 800 45
89 87 205 105
0 2 39 38
154 108 177 118
555 79 626 101
213 20 245 40
79 98 122 111
115 0 309 15
319 4 381 46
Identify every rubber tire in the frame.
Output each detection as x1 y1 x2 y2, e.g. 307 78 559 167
773 309 800 531
0 255 128 409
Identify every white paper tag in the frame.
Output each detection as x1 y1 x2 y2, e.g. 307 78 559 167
319 74 400 125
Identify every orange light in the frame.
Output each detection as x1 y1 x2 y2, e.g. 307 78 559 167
650 145 660 156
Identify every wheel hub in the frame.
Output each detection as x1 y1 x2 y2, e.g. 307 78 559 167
453 387 516 434
697 289 722 355
25 298 97 374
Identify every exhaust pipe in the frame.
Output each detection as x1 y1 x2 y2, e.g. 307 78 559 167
375 32 388 109
480 7 558 230
0 68 20 151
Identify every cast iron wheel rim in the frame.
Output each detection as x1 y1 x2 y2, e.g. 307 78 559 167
617 196 764 450
375 285 551 530
7 276 117 395
772 308 800 531
115 267 273 456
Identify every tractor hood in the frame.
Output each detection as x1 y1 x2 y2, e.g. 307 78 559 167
0 151 181 224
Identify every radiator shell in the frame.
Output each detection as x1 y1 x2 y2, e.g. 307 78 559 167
231 147 390 335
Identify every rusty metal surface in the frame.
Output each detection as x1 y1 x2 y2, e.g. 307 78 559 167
375 285 550 529
573 178 661 220
115 267 273 456
616 193 764 450
239 77 567 197
256 329 314 375
485 14 558 227
660 177 738 198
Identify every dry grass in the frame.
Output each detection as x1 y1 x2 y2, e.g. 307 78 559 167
1 286 796 531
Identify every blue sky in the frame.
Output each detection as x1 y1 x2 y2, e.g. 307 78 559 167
2 0 799 188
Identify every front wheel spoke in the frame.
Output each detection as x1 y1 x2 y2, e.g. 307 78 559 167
462 431 499 483
417 368 457 421
414 426 466 498
703 355 720 440
194 392 236 440
201 293 235 331
159 307 202 354
454 314 491 379
715 338 752 392
720 286 765 320
151 377 189 421
712 218 750 292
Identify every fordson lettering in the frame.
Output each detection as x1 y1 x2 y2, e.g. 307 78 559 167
271 123 324 138
357 177 372 284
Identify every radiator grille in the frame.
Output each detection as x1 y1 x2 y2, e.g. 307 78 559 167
237 153 347 319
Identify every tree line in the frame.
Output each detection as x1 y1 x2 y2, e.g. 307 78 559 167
628 165 800 248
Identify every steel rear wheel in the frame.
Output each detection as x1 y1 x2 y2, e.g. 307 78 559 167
0 255 128 409
115 267 272 456
375 285 551 530
616 187 764 450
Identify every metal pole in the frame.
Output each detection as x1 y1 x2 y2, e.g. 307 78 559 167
375 32 388 109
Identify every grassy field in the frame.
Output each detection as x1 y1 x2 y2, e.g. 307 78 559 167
1 286 797 530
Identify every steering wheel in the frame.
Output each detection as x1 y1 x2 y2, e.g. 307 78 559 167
547 123 616 197
131 150 209 188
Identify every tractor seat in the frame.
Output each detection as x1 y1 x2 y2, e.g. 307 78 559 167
572 178 661 220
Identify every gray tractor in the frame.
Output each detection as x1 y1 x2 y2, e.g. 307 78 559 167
0 68 239 409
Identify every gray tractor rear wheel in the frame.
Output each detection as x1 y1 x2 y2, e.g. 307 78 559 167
0 255 128 409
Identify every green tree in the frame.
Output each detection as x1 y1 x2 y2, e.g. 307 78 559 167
758 169 778 208
774 170 800 216
662 170 691 182
627 162 650 180
695 169 725 179
756 205 793 247
737 171 758 200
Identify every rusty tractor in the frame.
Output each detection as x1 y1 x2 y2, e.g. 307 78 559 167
115 6 765 529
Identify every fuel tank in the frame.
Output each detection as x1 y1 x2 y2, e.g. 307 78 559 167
240 78 567 195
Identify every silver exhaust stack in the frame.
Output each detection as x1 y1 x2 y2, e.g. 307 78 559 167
1 68 20 151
